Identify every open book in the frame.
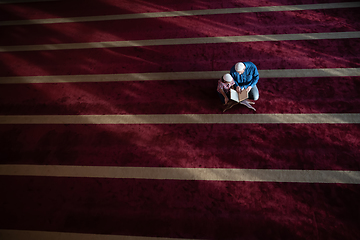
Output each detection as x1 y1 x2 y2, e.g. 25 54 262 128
230 88 249 102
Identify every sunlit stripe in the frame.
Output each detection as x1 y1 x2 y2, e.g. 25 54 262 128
0 230 196 240
0 2 359 25
1 165 360 184
0 113 359 124
0 229 196 240
0 68 359 84
0 31 359 52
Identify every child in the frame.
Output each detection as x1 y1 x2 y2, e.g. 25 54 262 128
217 73 235 105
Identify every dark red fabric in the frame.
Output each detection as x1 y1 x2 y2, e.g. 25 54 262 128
1 123 360 170
1 39 359 77
1 0 357 21
1 8 359 46
0 176 359 240
0 0 359 239
0 77 359 115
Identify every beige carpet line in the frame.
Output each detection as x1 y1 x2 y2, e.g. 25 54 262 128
1 2 359 25
1 165 360 184
1 114 360 125
1 31 359 52
0 68 359 84
1 229 195 240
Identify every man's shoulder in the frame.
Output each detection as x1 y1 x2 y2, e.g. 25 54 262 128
244 61 256 67
244 62 258 72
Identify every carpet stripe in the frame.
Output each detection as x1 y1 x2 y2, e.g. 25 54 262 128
0 230 193 240
1 68 359 84
1 165 360 184
1 31 359 52
1 113 360 124
1 2 359 25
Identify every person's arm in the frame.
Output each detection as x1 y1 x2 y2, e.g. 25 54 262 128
219 88 229 104
247 64 259 90
231 66 248 93
236 86 243 93
230 72 243 93
217 81 230 104
230 66 240 89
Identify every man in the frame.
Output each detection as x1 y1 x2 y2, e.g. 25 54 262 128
230 62 259 111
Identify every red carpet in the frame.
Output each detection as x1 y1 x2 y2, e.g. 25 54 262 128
0 77 360 114
1 123 360 170
0 0 359 239
1 39 359 76
1 176 359 239
2 0 357 21
1 8 359 45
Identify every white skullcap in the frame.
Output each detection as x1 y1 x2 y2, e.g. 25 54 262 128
235 62 245 71
223 73 233 83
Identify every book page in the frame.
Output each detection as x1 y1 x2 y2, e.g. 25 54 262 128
230 89 248 102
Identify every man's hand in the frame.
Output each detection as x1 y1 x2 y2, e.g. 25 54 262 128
236 86 243 93
245 86 252 93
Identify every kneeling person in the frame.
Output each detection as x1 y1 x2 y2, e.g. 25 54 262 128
230 61 259 101
217 73 235 105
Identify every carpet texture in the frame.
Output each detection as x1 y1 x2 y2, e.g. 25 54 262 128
0 0 359 239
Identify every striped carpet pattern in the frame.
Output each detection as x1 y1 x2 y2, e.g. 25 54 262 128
1 0 360 239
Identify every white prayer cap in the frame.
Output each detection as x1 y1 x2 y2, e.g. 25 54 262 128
235 62 245 71
223 73 233 83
